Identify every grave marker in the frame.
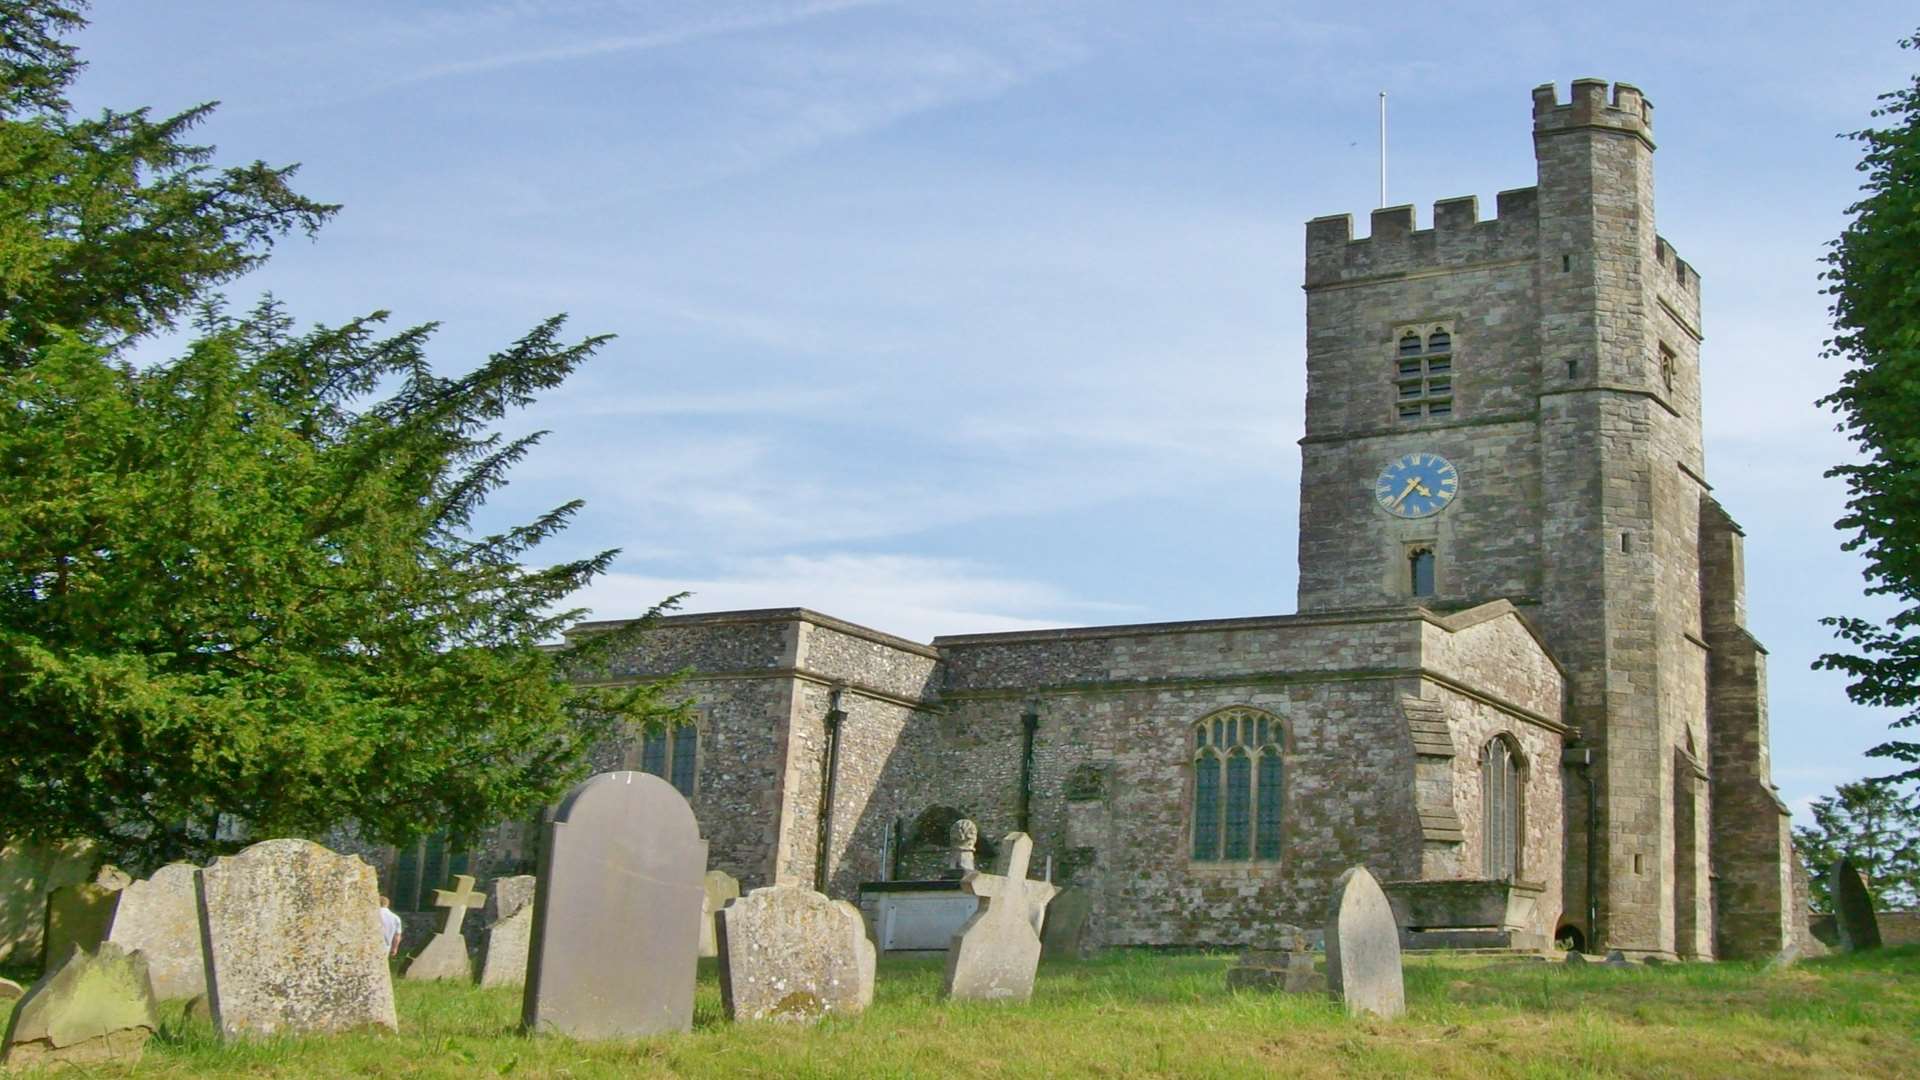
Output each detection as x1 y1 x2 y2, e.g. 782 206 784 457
716 884 874 1023
700 869 741 958
403 874 485 982
1831 856 1882 952
104 862 206 1000
1324 865 1404 1019
197 838 397 1039
521 771 706 1039
0 943 158 1069
943 832 1058 1002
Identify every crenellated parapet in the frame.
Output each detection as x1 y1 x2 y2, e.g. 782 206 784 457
1532 78 1652 148
1653 234 1702 305
1304 188 1539 289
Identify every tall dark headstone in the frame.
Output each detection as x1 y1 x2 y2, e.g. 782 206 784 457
521 771 706 1039
1830 856 1882 952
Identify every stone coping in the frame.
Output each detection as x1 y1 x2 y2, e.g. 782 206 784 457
571 607 941 660
934 604 1459 648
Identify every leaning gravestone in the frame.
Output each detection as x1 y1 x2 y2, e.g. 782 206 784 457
1831 855 1882 952
1324 865 1405 1019
700 869 741 958
479 875 537 990
197 838 397 1039
522 771 706 1039
717 885 874 1023
0 943 158 1069
104 862 206 1000
1040 887 1093 959
43 864 130 972
944 832 1059 1002
404 874 486 982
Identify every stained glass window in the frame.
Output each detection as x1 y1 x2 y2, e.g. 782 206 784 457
1192 708 1286 863
640 731 667 776
1482 738 1520 879
1224 752 1252 860
670 728 698 797
1256 752 1284 860
1193 751 1221 860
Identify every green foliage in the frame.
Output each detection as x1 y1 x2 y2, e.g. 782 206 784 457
0 2 687 868
0 1 335 369
1816 27 1920 784
1793 780 1920 911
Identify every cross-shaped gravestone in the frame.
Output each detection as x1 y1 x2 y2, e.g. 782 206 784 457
402 874 487 983
432 876 487 935
943 832 1059 1002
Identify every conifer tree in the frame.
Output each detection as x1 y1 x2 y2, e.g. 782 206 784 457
0 1 686 867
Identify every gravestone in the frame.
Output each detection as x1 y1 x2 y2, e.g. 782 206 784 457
717 885 875 1023
479 875 537 990
404 874 486 982
43 864 130 972
0 977 21 1001
1040 887 1093 959
700 869 741 958
104 862 206 1000
1831 856 1882 952
944 832 1059 1002
197 838 397 1039
1227 925 1321 993
486 875 537 925
0 839 97 968
522 771 706 1039
0 943 158 1069
1324 865 1405 1019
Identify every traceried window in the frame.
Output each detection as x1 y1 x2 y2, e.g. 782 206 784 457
1395 323 1455 422
1481 737 1522 879
1191 708 1285 862
637 725 700 798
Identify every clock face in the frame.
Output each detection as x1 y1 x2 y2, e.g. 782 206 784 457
1374 452 1458 518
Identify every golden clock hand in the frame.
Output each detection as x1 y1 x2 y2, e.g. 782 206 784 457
1390 477 1420 508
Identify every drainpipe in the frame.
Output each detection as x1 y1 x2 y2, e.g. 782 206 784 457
1563 744 1598 947
814 687 847 893
1017 706 1040 834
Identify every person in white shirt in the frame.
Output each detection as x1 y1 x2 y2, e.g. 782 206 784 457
378 896 403 959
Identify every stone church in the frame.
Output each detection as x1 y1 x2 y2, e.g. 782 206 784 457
389 79 1807 961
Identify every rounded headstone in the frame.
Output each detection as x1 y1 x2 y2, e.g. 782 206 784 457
1324 865 1405 1020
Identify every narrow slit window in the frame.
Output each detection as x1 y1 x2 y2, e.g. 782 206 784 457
1410 547 1436 597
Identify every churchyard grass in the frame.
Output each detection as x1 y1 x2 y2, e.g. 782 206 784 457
3 947 1916 1077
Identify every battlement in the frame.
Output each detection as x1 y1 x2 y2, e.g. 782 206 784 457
1653 235 1701 298
1533 79 1652 145
1304 187 1538 288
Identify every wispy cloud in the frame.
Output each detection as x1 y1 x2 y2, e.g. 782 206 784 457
569 552 1137 642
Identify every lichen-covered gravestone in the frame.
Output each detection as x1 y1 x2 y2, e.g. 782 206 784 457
104 862 206 1000
717 885 875 1023
944 832 1059 1002
479 875 537 990
522 771 706 1039
1324 865 1405 1019
43 864 130 972
197 838 397 1039
0 943 158 1069
404 874 486 982
1831 856 1882 952
700 869 741 958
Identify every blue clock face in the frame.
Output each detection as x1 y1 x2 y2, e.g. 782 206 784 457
1374 452 1458 518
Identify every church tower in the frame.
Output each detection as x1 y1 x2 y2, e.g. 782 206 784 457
1294 80 1795 958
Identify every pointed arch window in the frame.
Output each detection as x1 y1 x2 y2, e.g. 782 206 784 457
1192 708 1286 862
1481 737 1522 880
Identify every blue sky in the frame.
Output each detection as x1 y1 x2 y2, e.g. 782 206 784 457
70 2 1918 817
